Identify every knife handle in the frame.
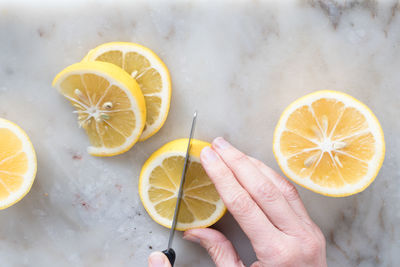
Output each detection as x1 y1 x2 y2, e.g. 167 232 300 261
162 248 176 266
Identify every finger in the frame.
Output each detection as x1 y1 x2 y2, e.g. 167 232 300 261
184 228 245 267
212 137 303 235
247 158 327 245
200 146 282 248
247 156 313 225
148 251 171 267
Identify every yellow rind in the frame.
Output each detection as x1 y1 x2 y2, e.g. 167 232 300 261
0 118 37 209
273 90 385 197
139 138 226 231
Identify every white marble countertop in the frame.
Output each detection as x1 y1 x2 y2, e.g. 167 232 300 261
0 0 399 266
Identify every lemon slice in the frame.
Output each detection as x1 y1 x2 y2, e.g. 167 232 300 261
0 118 37 209
273 90 385 197
83 42 171 141
52 61 146 157
139 139 226 230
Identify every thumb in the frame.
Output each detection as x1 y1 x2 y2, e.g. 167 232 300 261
184 228 244 267
148 251 171 267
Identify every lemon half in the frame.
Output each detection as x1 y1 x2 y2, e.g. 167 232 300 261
273 90 385 197
139 139 226 231
0 118 37 209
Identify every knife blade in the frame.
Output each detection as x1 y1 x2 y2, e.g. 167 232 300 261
162 111 198 266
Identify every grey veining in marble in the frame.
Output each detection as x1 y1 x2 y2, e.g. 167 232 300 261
0 0 399 266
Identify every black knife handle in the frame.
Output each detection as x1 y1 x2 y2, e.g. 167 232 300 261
162 248 176 266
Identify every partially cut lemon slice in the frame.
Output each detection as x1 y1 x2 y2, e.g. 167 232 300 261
83 42 171 141
0 118 37 209
52 61 146 156
139 139 226 230
273 90 385 197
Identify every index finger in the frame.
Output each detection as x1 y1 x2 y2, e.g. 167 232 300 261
211 137 304 236
200 146 282 249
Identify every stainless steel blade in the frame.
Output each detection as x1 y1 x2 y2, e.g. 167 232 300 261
167 111 198 249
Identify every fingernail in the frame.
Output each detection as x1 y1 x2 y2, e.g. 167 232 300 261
201 147 217 163
149 252 167 267
213 137 230 150
183 233 201 244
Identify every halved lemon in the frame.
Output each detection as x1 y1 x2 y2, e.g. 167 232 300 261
52 61 146 157
83 42 171 141
273 90 385 197
139 139 226 230
0 118 37 209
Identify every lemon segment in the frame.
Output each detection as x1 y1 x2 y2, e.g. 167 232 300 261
139 139 226 231
52 61 146 157
273 90 385 197
83 42 171 141
0 118 37 209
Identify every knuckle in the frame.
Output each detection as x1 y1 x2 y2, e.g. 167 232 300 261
249 156 263 168
229 150 248 165
226 192 254 215
271 243 286 257
214 165 232 179
302 236 323 259
206 242 224 263
267 244 296 266
279 179 299 202
207 239 240 266
257 181 281 202
281 257 296 267
316 228 326 247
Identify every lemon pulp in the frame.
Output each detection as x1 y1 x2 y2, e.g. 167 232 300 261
273 91 385 196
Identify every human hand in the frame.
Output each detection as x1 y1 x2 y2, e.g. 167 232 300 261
148 251 172 267
183 137 327 267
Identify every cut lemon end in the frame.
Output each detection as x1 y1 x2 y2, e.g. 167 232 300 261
82 42 171 141
273 90 385 197
0 118 37 209
52 61 146 157
139 139 226 231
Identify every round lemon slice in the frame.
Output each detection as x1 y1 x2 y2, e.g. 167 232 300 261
273 90 385 197
139 139 226 231
52 61 146 157
83 42 171 141
0 118 37 209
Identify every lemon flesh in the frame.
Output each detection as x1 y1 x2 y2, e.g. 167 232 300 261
0 118 37 209
52 61 146 157
139 139 226 230
273 90 385 197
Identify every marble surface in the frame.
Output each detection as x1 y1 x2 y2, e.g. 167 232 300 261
0 0 399 266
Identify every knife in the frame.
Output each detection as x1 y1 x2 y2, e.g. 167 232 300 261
162 111 198 266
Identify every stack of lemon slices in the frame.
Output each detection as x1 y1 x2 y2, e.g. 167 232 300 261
53 42 171 156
